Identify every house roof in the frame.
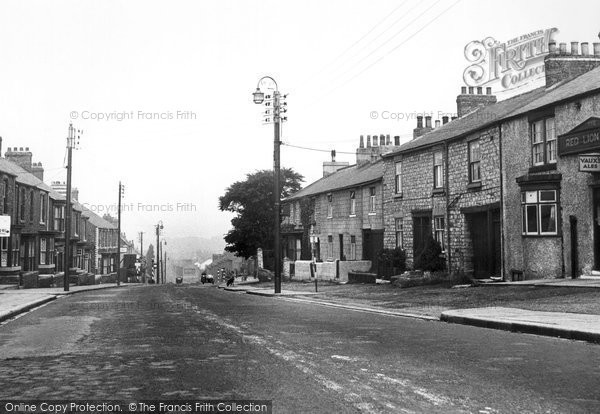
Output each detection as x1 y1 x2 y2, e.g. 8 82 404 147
0 157 65 201
385 65 600 157
285 160 384 201
80 205 117 229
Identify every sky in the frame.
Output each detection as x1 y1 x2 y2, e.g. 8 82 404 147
0 0 598 251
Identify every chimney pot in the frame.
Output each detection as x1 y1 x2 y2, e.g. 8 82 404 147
435 120 441 128
394 136 400 146
19 147 23 151
468 87 474 94
477 87 483 95
417 116 423 128
425 116 432 128
486 87 492 95
25 147 29 151
366 135 371 148
581 42 589 55
359 135 364 148
571 41 579 55
373 135 378 146
461 86 467 94
549 41 557 54
559 42 567 54
594 43 600 56
386 134 391 145
451 116 458 121
442 116 449 124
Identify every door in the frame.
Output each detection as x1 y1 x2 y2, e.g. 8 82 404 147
413 215 432 261
594 188 600 270
339 234 345 261
468 208 501 278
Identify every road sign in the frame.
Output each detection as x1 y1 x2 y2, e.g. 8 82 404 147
0 215 10 237
579 153 600 172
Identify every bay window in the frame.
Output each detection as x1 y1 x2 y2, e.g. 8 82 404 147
521 190 558 236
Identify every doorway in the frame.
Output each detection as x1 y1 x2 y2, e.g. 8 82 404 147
467 208 501 278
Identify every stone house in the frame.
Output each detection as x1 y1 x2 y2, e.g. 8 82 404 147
382 36 600 280
282 136 400 277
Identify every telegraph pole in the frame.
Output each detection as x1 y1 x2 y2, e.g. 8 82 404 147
117 182 123 286
155 221 163 284
63 124 81 292
139 231 145 283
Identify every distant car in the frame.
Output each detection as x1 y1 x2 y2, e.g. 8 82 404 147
201 274 214 284
175 277 183 284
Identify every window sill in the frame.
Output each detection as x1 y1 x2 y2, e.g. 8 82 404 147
368 212 376 216
349 214 356 218
432 188 445 195
528 163 557 174
521 233 560 238
394 193 403 199
467 181 482 190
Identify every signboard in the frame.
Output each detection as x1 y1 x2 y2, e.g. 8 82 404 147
558 117 600 156
0 215 10 237
579 154 600 172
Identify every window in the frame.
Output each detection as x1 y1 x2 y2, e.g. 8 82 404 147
433 151 444 189
395 218 404 248
521 190 558 235
82 220 86 241
349 191 356 216
40 238 47 265
434 216 445 252
294 202 300 223
350 235 356 260
0 179 6 215
74 213 80 236
0 238 7 267
19 187 25 222
327 235 333 259
40 193 47 224
327 194 333 218
29 190 34 222
395 161 402 194
531 117 556 166
11 234 19 267
468 140 481 183
369 187 376 213
48 238 54 265
54 206 65 232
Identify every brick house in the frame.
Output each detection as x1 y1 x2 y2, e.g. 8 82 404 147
382 36 600 280
283 135 399 275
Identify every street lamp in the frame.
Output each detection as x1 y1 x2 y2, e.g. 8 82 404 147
252 76 282 294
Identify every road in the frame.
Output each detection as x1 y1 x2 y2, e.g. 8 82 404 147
0 284 599 413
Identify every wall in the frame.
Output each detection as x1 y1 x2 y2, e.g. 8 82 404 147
293 259 371 281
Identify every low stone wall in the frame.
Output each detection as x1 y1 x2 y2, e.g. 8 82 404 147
294 260 372 282
21 271 40 288
38 274 54 288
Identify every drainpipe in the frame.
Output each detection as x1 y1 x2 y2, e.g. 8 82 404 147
498 124 505 280
444 141 452 273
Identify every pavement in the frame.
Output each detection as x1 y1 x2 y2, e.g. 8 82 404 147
3 277 600 345
0 283 131 323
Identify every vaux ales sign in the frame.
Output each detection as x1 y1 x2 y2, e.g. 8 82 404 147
579 154 600 172
558 117 600 156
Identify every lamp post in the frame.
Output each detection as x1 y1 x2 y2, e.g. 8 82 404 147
155 220 163 284
252 76 284 294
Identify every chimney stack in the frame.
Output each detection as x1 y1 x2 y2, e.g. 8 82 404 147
545 35 600 88
413 115 433 139
31 162 44 181
442 116 449 125
456 86 497 117
5 147 33 172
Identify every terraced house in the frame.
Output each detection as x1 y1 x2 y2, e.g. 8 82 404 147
0 146 122 286
282 135 399 278
382 36 600 280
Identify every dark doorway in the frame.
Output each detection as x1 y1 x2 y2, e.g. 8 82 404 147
339 234 345 261
467 208 501 278
413 215 432 262
362 229 384 271
570 215 578 278
594 188 600 270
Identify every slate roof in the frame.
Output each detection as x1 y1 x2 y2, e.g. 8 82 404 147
285 160 384 201
0 157 65 201
80 205 117 229
384 65 600 157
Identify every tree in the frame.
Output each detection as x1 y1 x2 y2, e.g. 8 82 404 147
219 168 304 259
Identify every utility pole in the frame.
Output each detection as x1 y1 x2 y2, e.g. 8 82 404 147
64 124 81 292
155 221 163 284
117 182 123 286
163 249 167 283
139 231 145 283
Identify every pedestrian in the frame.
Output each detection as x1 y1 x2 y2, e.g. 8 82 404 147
226 274 235 287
